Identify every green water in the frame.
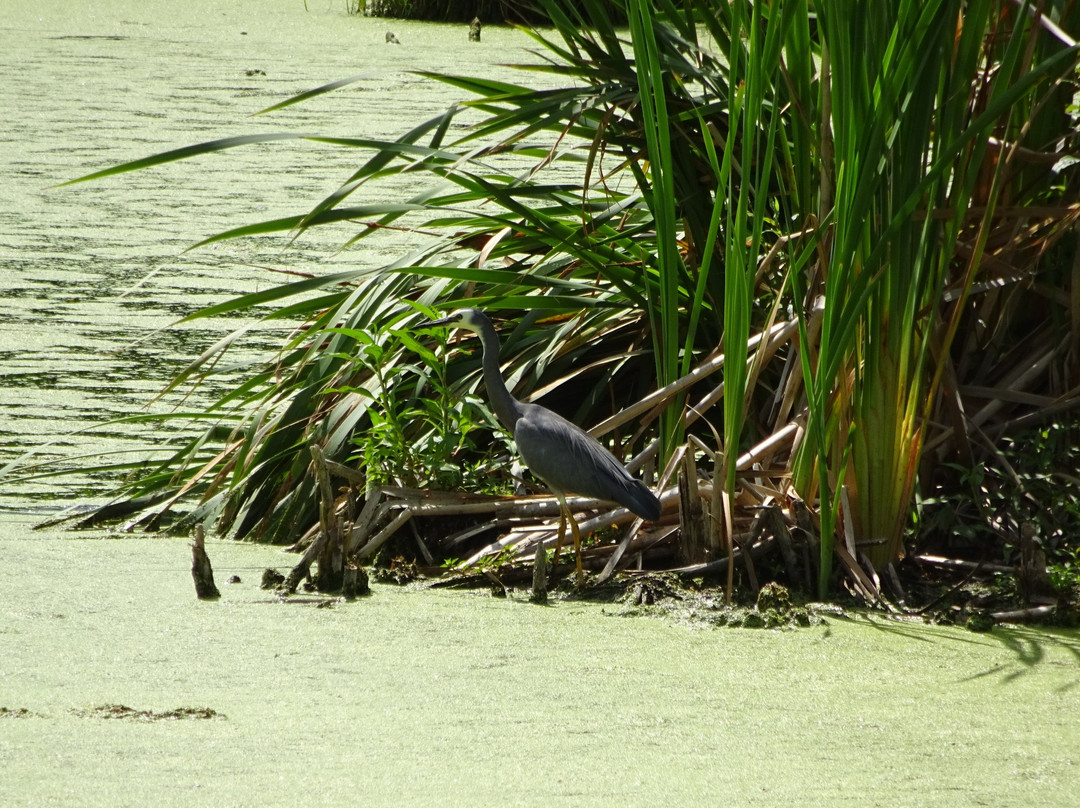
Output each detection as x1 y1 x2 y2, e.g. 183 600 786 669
2 3 1079 806
2 521 1078 807
0 0 549 505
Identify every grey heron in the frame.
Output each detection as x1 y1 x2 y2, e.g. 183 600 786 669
416 308 662 584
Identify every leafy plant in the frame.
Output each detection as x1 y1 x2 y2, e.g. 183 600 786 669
331 323 496 491
783 0 1080 592
1049 546 1080 594
916 415 1080 567
12 0 1079 600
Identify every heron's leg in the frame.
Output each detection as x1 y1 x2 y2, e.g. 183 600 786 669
568 512 584 586
551 493 569 567
552 505 567 566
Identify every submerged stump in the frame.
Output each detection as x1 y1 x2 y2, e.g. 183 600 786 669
191 526 220 600
343 563 370 599
529 541 548 604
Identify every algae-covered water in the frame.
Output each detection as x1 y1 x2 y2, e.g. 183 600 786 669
0 0 553 506
2 519 1079 807
2 3 1080 806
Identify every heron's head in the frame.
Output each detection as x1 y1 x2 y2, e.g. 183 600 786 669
416 307 489 334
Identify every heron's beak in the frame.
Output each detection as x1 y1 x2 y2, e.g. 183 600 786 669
415 315 457 329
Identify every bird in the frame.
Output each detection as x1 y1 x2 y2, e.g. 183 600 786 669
416 308 662 584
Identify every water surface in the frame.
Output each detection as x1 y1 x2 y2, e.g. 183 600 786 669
3 527 1079 808
2 8 1079 808
0 0 548 507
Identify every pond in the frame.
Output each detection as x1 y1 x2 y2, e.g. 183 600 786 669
3 529 1079 807
0 0 545 509
1 3 1078 807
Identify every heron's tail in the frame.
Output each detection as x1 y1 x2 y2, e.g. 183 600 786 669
624 480 662 521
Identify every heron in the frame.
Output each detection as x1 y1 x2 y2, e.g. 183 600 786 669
416 308 662 584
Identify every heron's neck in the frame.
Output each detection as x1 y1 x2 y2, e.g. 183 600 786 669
475 318 522 431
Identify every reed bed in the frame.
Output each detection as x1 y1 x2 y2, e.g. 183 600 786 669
16 0 1080 604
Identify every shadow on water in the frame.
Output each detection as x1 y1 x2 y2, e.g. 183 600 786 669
971 627 1080 692
860 612 1080 691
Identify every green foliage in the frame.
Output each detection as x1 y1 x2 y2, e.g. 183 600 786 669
338 324 497 491
1049 546 1080 593
1002 422 1080 556
917 416 1080 568
782 0 1080 593
19 1 1080 597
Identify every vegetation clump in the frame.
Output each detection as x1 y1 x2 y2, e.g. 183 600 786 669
260 569 286 590
21 1 1080 612
966 612 996 633
74 704 223 722
610 575 823 629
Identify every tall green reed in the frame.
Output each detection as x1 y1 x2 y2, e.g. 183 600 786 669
791 0 1079 592
16 1 1078 599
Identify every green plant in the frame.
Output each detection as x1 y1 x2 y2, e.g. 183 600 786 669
1049 546 1080 593
12 0 1078 598
785 0 1080 594
915 415 1080 566
333 322 497 491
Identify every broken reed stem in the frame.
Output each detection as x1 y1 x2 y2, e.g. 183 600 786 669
990 604 1056 623
591 319 798 441
914 554 1015 575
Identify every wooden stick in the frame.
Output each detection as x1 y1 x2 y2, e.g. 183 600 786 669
530 541 548 604
913 555 1015 575
667 534 772 577
990 604 1056 623
355 509 413 560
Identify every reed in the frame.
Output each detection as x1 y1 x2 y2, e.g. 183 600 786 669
20 0 1079 598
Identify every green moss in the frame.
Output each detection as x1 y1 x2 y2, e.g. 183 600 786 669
4 527 1080 807
966 612 996 633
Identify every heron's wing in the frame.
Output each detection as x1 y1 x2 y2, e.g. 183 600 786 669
514 404 660 520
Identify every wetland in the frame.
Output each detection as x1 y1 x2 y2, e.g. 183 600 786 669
2 3 1079 806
